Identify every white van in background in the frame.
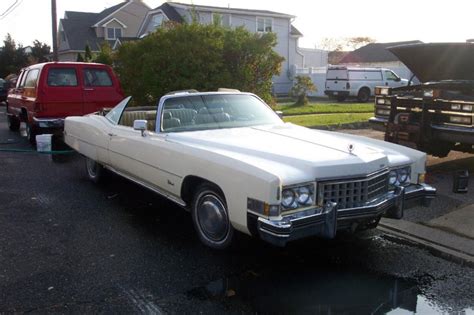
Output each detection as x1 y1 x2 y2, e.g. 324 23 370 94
324 66 409 102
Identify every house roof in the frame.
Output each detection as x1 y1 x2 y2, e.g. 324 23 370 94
339 40 423 64
157 3 184 23
94 1 128 26
160 2 294 18
60 12 100 51
290 25 302 36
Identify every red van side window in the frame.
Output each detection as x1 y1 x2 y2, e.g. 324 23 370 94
24 69 40 88
47 68 78 86
84 68 113 87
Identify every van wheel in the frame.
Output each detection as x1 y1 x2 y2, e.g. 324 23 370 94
191 184 235 250
85 157 104 183
26 123 36 144
8 115 20 131
357 88 370 102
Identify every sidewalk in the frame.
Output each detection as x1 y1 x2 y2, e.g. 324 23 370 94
379 204 474 265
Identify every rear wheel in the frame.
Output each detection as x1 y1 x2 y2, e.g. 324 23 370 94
191 184 235 250
7 115 20 131
26 123 36 144
85 157 105 183
357 88 370 102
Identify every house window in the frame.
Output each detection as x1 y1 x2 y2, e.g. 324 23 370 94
145 13 164 33
257 17 272 32
212 13 231 27
106 27 122 40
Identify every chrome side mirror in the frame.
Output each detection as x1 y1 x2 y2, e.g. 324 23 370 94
133 119 148 137
275 111 283 119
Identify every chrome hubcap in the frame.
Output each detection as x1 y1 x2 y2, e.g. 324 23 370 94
86 159 98 177
197 194 228 242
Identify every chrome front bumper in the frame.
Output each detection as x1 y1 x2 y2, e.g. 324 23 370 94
252 183 436 247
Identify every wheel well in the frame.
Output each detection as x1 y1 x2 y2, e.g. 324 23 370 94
20 107 28 121
181 175 226 206
358 86 370 95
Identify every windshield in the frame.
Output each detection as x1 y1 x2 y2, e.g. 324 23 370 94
161 94 283 132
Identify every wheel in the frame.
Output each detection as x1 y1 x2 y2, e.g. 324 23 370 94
336 95 346 102
191 184 235 250
26 123 36 144
357 88 370 102
7 115 20 131
85 157 104 183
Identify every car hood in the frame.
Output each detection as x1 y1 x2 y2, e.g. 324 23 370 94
389 43 474 82
167 124 421 184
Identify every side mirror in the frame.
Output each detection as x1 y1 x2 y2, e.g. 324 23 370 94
275 111 283 119
133 119 147 137
395 77 401 82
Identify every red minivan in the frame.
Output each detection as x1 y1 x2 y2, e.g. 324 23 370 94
7 62 124 143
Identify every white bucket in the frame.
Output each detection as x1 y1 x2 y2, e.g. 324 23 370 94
36 134 53 153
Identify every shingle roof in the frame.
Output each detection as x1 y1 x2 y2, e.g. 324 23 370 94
94 1 128 25
290 25 302 36
165 2 294 18
158 3 184 23
60 12 101 51
339 40 423 64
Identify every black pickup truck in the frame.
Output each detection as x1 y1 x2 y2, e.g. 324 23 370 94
370 43 474 157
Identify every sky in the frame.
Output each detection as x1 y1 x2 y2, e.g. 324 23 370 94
0 0 473 49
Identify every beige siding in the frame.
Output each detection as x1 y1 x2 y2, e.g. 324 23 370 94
101 1 150 37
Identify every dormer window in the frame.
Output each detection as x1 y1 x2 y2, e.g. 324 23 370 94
106 27 122 40
256 17 272 33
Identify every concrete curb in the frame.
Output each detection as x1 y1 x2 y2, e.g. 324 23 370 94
378 218 474 266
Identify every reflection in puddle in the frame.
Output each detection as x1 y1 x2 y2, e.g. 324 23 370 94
188 269 472 314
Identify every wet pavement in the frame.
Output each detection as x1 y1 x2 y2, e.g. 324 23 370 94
0 106 473 314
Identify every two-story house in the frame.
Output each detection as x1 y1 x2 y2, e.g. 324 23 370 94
58 0 150 61
137 2 327 95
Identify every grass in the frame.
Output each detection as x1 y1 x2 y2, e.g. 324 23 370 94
274 102 374 116
283 112 372 128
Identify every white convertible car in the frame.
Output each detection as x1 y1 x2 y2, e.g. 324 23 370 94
64 90 436 249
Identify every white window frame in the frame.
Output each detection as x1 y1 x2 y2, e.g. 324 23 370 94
212 12 232 27
256 17 273 33
106 27 123 40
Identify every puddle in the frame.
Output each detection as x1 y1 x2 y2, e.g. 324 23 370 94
187 268 473 314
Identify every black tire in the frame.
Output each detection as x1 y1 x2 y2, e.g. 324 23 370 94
336 95 347 102
26 123 36 144
7 115 20 131
85 157 104 183
357 88 370 102
191 184 235 250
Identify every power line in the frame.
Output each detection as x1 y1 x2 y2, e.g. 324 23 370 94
0 0 23 20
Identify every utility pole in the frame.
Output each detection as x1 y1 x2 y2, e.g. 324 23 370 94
51 0 58 61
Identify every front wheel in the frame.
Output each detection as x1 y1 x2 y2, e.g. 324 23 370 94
7 115 20 131
191 184 235 250
85 157 105 183
357 88 370 102
26 123 36 144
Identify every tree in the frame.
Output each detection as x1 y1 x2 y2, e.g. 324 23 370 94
0 34 27 77
346 37 376 50
290 75 316 105
76 53 84 62
29 40 51 64
115 22 283 104
84 44 93 62
93 42 114 65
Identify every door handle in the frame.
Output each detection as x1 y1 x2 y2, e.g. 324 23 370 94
84 88 94 91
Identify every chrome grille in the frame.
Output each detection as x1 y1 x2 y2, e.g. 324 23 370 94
318 171 389 210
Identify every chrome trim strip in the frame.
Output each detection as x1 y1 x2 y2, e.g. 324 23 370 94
104 165 187 207
315 168 389 183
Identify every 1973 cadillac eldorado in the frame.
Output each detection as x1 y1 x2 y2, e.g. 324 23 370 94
64 90 436 249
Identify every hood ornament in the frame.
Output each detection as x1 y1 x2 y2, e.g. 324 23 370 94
348 143 355 154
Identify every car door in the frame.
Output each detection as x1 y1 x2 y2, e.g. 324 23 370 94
107 104 182 198
384 70 403 88
82 66 123 115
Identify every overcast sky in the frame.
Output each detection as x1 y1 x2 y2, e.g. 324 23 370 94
0 0 472 49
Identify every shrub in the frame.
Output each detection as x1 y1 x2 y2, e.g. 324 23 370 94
290 75 316 105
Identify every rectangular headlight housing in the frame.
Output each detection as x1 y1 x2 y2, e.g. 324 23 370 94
462 104 473 112
376 109 391 116
449 116 472 125
375 87 391 96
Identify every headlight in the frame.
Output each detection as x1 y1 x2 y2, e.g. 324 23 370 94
451 104 461 110
281 184 315 210
376 109 391 116
449 116 472 124
375 87 391 96
281 189 296 209
462 104 473 112
389 166 411 188
389 170 398 185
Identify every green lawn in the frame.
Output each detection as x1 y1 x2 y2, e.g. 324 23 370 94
283 112 372 128
275 102 374 116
